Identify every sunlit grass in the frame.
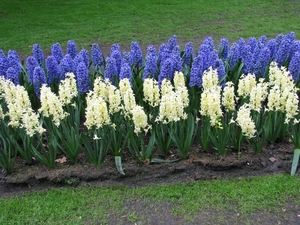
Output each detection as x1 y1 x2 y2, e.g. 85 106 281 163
1 0 300 56
1 174 299 224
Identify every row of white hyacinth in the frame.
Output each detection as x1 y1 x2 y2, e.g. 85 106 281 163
1 61 300 174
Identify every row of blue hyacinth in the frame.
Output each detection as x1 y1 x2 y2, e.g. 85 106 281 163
0 32 299 98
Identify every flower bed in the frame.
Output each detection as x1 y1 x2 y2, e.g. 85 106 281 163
0 32 300 175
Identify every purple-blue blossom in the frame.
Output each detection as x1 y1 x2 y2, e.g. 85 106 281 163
218 38 229 61
7 50 21 73
46 56 60 85
0 51 9 77
213 59 226 85
73 54 84 76
198 44 210 70
158 58 174 86
228 43 240 70
26 56 39 83
183 42 194 67
203 37 215 52
104 57 118 84
189 54 204 88
143 45 158 80
288 51 300 81
275 39 290 66
167 35 178 51
247 37 257 53
51 42 64 63
32 44 44 66
67 40 77 59
256 47 271 77
6 67 19 85
111 49 122 75
59 54 74 81
129 41 143 67
91 43 104 70
76 62 91 94
79 49 89 69
266 39 278 60
119 62 132 83
241 45 254 74
171 50 183 72
33 66 47 98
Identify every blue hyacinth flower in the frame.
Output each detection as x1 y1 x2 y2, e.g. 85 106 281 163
59 54 74 81
104 57 118 84
6 67 19 85
67 40 77 59
51 42 64 63
33 66 47 98
76 62 91 94
119 62 133 83
32 44 44 66
183 42 194 67
158 57 174 86
7 50 22 73
26 56 39 83
91 43 104 70
0 51 9 77
189 54 204 88
288 51 300 82
46 55 60 85
143 45 158 80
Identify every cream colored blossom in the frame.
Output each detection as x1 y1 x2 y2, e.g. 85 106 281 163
249 79 268 112
173 72 189 108
237 73 257 98
106 82 123 114
131 105 149 134
173 71 186 89
119 78 132 99
200 86 222 127
39 85 68 126
143 78 160 107
285 91 299 123
0 106 4 121
269 62 294 89
21 109 45 136
160 79 173 96
59 72 78 106
156 91 186 124
122 89 136 113
202 67 219 90
235 104 256 139
222 81 236 112
85 92 111 130
267 85 282 111
93 77 109 100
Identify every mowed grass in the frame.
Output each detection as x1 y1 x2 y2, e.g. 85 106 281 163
0 174 299 224
1 0 300 56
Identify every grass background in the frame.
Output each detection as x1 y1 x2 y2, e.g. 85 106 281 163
1 0 300 224
1 0 300 56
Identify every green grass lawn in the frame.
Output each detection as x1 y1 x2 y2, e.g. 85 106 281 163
0 174 299 224
1 0 300 56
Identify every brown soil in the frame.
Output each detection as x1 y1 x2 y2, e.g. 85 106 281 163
0 141 296 196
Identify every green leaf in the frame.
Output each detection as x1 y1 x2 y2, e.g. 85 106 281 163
115 156 125 175
150 158 181 163
291 149 300 176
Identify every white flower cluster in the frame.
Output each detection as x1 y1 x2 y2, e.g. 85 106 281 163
200 86 222 127
119 78 136 114
156 90 187 124
200 68 223 128
202 67 219 89
85 91 111 130
155 73 189 124
39 85 68 126
131 105 149 134
237 73 257 98
174 71 189 108
106 82 123 114
222 81 236 112
249 79 268 112
58 72 78 106
0 78 44 136
143 78 160 107
93 77 109 101
267 63 299 123
235 104 256 139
